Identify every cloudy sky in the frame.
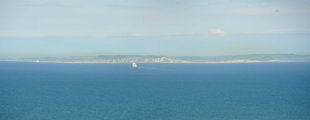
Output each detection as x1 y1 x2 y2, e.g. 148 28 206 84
0 0 310 58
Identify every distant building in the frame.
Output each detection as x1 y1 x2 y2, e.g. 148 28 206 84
132 63 137 68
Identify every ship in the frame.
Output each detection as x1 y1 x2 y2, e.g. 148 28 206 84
132 63 137 68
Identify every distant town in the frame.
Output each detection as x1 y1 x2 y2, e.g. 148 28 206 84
1 54 310 63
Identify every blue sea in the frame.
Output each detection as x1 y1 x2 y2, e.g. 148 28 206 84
0 62 310 120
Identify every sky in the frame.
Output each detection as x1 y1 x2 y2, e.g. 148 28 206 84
0 0 310 58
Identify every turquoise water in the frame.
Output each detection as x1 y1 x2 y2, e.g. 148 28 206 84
0 62 310 120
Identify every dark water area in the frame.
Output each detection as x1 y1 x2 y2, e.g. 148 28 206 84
0 62 310 120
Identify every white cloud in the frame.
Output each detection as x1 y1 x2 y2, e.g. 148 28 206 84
128 33 144 37
210 29 227 35
0 30 109 38
233 7 310 15
91 34 107 38
256 29 310 34
0 31 45 37
233 8 279 15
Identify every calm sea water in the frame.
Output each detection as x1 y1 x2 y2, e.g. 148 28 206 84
0 62 310 120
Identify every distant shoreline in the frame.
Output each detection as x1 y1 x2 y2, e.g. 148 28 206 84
1 60 309 64
1 54 309 64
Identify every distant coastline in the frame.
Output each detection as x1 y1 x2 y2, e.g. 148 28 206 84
0 60 300 64
1 54 310 63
